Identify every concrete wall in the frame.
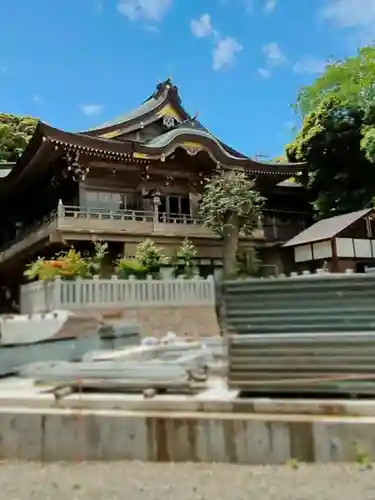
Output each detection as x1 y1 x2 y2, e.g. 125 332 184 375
1 407 375 463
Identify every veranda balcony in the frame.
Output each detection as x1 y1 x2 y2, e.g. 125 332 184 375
0 203 267 264
0 202 306 266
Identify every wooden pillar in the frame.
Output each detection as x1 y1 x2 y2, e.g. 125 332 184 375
189 193 201 218
330 238 339 272
272 216 278 240
152 191 161 225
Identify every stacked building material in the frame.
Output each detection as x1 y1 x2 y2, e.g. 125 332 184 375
224 272 375 395
228 332 375 395
0 317 141 376
17 340 215 393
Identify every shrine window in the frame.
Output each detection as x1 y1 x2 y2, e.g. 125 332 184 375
159 194 191 216
83 190 123 212
83 189 144 213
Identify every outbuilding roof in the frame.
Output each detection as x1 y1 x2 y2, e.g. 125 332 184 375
283 208 374 247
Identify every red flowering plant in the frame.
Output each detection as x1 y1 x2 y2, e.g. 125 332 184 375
24 244 106 281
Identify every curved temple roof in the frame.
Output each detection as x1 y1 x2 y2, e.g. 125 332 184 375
0 78 307 191
81 78 189 138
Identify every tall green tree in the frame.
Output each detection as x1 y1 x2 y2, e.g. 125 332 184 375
296 46 375 117
286 97 375 217
287 46 375 218
199 171 264 277
0 114 38 163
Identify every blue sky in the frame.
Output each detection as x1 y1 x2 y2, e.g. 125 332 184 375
0 0 371 158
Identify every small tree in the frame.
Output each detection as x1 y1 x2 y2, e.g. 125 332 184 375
135 239 169 277
199 171 265 277
172 238 197 278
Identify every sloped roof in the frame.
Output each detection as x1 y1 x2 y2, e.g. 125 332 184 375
283 208 374 247
89 88 172 131
81 78 189 137
144 126 243 159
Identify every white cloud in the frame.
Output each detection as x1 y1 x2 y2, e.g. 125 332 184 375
293 56 327 74
143 24 160 33
258 67 271 78
80 104 103 116
95 1 103 13
190 14 242 71
264 0 276 13
321 0 375 29
213 37 243 71
32 94 43 103
190 14 214 38
244 0 252 13
117 0 172 22
262 42 287 66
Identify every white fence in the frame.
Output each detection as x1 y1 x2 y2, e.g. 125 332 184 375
20 276 216 314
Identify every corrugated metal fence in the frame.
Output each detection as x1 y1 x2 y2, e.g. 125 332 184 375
223 272 375 395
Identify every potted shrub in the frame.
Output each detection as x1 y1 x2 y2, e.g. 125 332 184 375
24 248 90 281
24 242 108 281
172 238 197 278
115 259 148 279
135 239 169 278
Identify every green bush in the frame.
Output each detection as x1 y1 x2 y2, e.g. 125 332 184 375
172 238 197 278
135 239 169 271
115 259 148 279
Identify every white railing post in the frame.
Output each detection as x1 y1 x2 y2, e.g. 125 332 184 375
20 275 216 311
51 278 62 310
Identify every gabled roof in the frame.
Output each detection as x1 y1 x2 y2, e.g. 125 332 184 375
0 78 308 192
79 78 251 161
4 120 304 179
283 208 374 247
81 78 189 138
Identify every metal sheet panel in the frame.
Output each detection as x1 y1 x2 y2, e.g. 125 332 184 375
223 273 375 395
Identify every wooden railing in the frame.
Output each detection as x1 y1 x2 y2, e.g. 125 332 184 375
0 203 305 262
61 205 155 222
20 276 216 314
60 205 202 225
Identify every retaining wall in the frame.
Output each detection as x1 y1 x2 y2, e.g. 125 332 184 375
1 407 375 463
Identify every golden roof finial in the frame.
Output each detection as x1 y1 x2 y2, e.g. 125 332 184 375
165 76 173 89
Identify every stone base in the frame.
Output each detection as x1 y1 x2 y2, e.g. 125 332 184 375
118 305 220 338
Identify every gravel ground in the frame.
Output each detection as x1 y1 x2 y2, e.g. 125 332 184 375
0 461 374 500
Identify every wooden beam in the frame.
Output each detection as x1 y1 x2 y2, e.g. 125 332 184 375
331 238 339 272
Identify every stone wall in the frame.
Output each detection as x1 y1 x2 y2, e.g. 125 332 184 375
101 305 220 338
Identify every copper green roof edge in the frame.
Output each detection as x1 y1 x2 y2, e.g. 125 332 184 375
144 128 306 168
144 127 248 160
86 95 162 132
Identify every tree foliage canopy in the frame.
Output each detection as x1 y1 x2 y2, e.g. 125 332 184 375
199 171 265 235
199 170 265 277
0 113 38 163
296 46 375 117
286 97 375 217
287 46 375 218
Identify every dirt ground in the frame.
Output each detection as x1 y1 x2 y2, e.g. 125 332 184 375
1 461 374 500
